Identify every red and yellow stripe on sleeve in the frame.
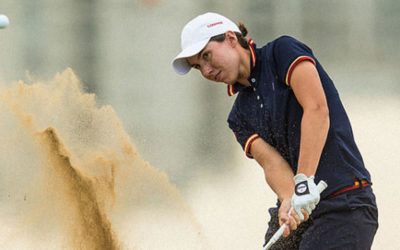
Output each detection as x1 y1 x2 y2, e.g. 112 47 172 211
244 133 260 158
285 56 316 86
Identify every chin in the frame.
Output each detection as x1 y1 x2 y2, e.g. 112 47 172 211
221 77 232 85
223 80 235 85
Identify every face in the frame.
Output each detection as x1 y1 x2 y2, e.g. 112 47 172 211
186 34 241 85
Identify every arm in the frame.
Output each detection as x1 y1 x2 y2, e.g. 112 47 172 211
251 137 294 202
290 61 330 177
286 60 330 221
250 137 304 236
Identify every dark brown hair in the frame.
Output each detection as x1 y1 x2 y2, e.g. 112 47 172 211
209 22 249 49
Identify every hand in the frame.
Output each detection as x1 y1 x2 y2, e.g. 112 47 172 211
278 199 309 237
291 173 320 220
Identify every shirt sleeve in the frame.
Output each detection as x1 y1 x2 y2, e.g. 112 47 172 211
273 36 316 86
227 106 260 159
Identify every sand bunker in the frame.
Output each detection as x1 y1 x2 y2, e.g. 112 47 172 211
0 69 204 249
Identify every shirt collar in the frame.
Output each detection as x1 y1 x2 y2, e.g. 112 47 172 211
227 38 257 96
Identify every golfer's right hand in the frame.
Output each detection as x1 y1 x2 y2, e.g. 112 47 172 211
278 199 309 237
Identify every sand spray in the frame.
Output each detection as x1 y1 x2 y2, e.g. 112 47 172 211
0 69 205 249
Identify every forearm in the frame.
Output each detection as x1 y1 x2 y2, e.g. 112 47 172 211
251 138 295 202
263 161 295 202
297 107 330 177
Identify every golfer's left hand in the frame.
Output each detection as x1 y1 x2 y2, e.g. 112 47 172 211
291 173 320 220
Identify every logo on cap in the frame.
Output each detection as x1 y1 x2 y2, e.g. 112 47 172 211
207 21 223 28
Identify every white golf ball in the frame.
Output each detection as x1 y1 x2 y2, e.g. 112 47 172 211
0 14 10 29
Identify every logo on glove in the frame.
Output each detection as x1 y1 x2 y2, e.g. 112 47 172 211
295 181 310 195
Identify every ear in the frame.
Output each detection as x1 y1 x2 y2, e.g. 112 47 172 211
225 30 238 47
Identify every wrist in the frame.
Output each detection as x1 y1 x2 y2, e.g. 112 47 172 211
279 195 293 203
294 173 308 184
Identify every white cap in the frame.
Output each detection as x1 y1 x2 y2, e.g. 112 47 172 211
172 12 240 75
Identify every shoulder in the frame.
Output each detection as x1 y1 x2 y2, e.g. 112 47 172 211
265 36 314 64
270 35 315 64
254 36 303 60
268 35 297 48
272 36 312 51
273 35 296 43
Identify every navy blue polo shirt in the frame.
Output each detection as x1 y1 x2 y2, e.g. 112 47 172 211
227 36 371 198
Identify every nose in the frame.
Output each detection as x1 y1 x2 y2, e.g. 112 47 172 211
200 63 214 79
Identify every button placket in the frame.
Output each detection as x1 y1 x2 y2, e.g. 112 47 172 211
251 78 263 109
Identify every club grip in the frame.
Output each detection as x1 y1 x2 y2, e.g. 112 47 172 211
263 180 328 250
316 180 328 194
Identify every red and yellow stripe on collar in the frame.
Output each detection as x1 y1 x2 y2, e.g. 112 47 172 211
227 38 257 97
248 38 256 68
285 56 316 86
244 133 260 158
227 84 236 96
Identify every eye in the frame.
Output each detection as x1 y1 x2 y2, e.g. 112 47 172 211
202 52 210 60
192 64 200 70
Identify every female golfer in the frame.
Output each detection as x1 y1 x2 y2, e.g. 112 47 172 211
172 12 378 249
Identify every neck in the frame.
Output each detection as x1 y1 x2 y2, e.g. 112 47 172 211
237 48 252 86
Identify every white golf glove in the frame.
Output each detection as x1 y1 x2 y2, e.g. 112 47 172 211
291 173 320 220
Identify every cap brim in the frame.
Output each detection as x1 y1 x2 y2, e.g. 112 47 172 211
172 38 210 75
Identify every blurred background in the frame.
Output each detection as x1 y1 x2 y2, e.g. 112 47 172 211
0 0 399 249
